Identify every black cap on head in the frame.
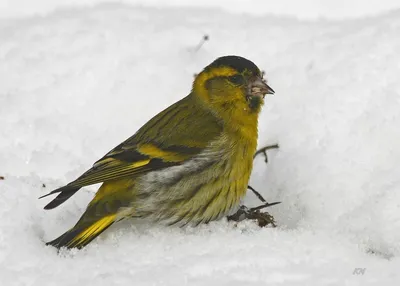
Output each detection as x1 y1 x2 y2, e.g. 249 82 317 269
205 55 261 76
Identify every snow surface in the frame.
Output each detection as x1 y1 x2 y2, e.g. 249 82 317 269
1 3 400 285
2 0 400 20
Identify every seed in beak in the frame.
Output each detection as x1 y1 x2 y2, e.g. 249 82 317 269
252 87 262 93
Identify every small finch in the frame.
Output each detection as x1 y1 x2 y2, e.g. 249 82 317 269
41 55 274 249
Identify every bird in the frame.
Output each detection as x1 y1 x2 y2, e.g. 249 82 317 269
41 55 275 249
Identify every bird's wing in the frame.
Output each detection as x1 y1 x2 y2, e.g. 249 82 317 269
42 95 223 199
79 95 222 185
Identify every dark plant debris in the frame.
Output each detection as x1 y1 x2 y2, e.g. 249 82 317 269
227 203 280 227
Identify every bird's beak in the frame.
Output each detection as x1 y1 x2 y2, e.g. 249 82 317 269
248 76 275 98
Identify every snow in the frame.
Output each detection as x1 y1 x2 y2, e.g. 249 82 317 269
1 2 400 285
2 0 400 20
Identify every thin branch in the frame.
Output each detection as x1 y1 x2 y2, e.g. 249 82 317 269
193 34 209 52
247 185 266 203
254 144 279 163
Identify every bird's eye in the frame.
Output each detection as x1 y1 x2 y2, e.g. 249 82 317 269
228 74 244 85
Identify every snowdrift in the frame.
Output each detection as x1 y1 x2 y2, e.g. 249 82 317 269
1 4 399 285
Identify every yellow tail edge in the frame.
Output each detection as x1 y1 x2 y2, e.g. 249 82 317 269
46 214 116 249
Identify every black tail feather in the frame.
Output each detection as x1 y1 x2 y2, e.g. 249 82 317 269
40 185 81 210
46 219 115 249
46 228 84 249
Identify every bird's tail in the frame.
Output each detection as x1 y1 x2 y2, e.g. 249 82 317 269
40 185 81 210
45 179 134 249
46 214 117 249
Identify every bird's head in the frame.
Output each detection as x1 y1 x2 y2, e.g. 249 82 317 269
192 56 274 117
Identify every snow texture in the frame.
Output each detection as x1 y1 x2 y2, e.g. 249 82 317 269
1 2 400 285
1 0 400 20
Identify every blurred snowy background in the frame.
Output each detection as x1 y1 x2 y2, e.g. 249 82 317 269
1 0 400 285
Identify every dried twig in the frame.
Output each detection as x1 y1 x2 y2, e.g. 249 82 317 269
247 185 267 203
227 204 279 227
193 34 209 52
254 144 279 163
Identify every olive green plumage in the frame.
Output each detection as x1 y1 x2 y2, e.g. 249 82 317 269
41 55 274 249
